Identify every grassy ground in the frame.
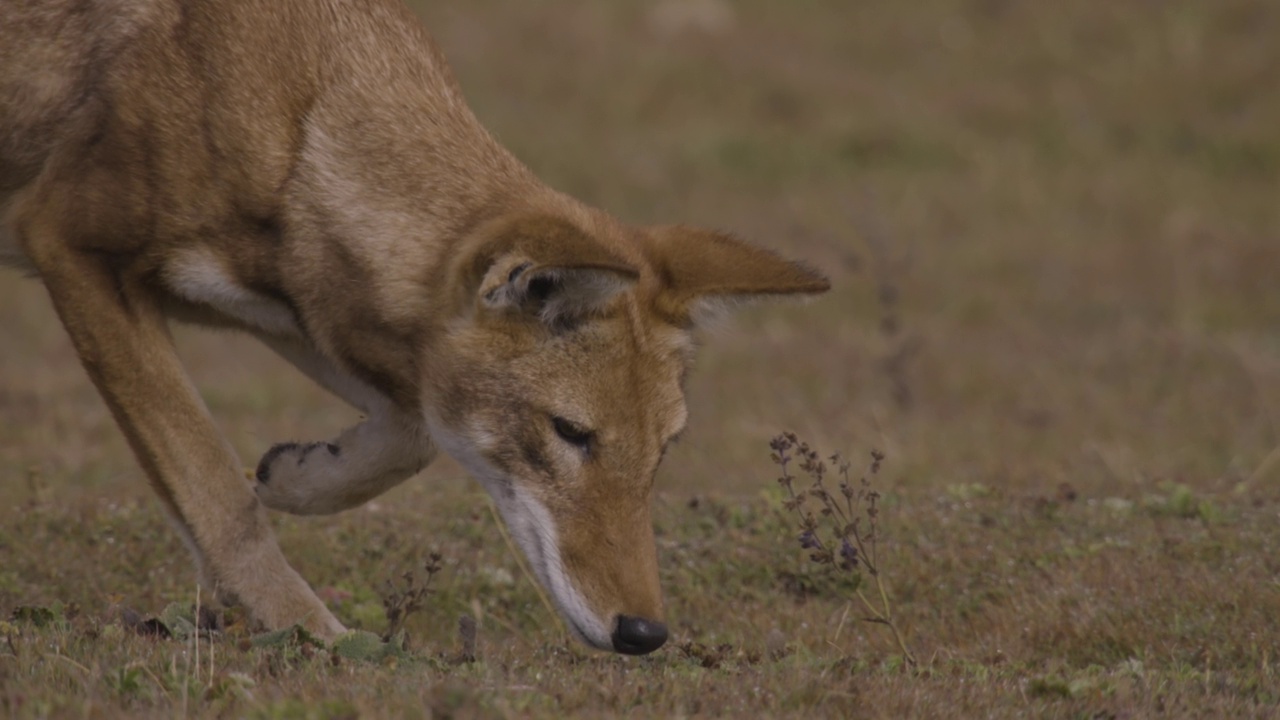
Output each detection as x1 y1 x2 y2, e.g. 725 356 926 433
3 0 1279 717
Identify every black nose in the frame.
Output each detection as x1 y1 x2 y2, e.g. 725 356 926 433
612 615 668 655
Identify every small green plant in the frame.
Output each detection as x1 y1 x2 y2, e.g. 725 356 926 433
106 663 147 701
769 432 918 669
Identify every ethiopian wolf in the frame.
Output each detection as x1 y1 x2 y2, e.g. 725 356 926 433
0 0 828 654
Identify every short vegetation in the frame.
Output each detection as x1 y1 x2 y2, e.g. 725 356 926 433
2 0 1279 717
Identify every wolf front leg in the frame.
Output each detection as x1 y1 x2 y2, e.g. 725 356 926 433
22 218 345 639
252 336 438 516
253 412 436 516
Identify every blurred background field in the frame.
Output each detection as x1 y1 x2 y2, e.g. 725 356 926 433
1 0 1278 717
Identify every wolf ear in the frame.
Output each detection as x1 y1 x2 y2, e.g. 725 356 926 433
477 215 640 326
641 225 830 324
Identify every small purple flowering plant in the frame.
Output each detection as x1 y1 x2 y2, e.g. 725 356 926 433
771 432 917 669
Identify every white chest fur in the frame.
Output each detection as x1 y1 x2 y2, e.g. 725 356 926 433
164 248 301 338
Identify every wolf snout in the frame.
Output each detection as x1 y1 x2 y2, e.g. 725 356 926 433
612 614 668 655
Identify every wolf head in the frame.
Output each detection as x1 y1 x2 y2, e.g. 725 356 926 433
423 212 828 654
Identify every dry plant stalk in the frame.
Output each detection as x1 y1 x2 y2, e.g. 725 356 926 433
457 614 478 663
381 553 444 641
770 432 918 669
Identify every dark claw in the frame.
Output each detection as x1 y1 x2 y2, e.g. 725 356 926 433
255 442 301 484
295 441 339 466
256 441 341 484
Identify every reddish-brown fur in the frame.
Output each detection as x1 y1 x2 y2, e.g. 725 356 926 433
0 0 827 652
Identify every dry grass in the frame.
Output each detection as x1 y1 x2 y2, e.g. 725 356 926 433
3 0 1279 717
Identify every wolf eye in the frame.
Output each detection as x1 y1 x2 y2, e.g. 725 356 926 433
552 416 593 450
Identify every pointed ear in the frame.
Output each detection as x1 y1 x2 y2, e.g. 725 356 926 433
641 226 830 323
476 215 640 326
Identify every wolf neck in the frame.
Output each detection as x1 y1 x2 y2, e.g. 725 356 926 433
278 42 584 413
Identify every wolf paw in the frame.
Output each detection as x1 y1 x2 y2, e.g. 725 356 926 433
254 441 341 514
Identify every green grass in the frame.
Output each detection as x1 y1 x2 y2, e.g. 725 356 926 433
3 0 1280 716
